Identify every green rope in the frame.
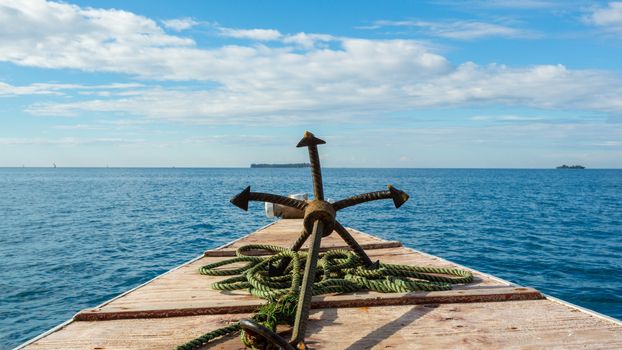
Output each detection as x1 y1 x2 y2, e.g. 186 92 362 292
176 322 240 350
175 244 473 349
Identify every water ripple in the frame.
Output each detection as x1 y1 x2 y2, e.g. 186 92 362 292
0 168 621 349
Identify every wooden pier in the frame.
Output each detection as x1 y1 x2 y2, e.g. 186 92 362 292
18 219 622 349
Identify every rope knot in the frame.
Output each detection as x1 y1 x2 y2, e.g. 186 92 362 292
240 293 299 349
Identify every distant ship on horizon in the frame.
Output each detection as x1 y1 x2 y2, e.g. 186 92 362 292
251 163 310 168
557 164 585 169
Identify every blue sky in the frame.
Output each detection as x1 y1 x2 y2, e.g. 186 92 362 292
1 0 621 168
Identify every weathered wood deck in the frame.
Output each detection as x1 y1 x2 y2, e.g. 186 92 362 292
18 219 622 349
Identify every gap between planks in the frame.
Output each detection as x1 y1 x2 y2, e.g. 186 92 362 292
74 286 544 321
204 241 403 257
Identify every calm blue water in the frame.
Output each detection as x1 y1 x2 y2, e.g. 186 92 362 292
1 168 621 349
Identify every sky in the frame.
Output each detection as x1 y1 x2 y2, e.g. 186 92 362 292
1 0 621 168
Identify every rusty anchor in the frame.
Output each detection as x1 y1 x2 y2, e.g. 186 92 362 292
230 131 409 349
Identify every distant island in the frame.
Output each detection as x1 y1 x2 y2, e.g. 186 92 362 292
251 163 310 168
557 164 585 169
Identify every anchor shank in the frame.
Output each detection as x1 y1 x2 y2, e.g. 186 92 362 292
307 145 324 201
291 220 324 346
297 131 326 202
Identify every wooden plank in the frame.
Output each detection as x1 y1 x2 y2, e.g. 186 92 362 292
19 220 622 349
75 287 543 321
299 301 622 350
220 219 391 250
308 286 543 309
23 300 622 350
74 219 523 320
20 313 251 350
204 241 403 257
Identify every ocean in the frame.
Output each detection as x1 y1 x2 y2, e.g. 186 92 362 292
1 168 621 349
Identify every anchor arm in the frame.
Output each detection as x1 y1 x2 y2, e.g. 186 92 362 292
333 221 378 269
331 184 409 211
230 186 308 211
273 229 311 274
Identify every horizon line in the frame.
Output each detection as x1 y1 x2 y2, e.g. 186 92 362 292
0 166 618 170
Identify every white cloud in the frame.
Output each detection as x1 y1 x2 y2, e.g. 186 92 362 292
52 118 151 130
282 33 336 49
309 123 622 167
584 2 622 32
0 81 144 96
218 27 282 41
358 122 622 151
1 1 621 126
591 140 622 147
0 137 144 145
427 21 532 40
0 1 444 81
403 63 616 110
217 27 335 48
53 123 102 130
23 62 622 124
162 17 199 31
367 20 533 40
1 81 59 96
183 134 288 146
469 115 544 121
0 0 193 71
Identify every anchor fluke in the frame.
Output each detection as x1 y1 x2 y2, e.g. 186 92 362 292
230 186 251 211
388 184 409 208
296 131 326 148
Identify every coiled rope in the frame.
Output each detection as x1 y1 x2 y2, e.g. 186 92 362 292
176 244 473 350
